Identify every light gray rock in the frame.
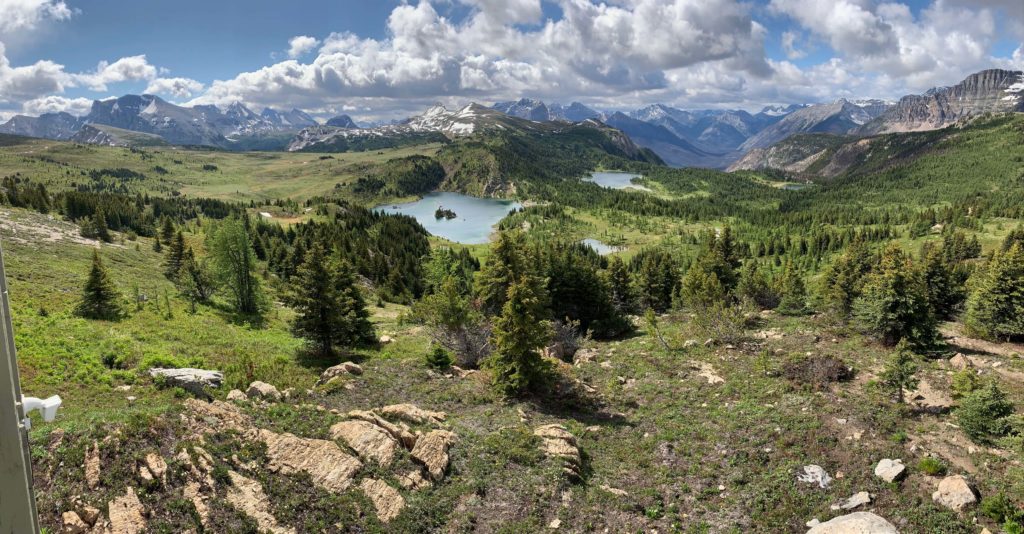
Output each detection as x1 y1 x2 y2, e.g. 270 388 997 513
246 381 282 401
874 459 906 483
149 368 223 398
806 512 897 534
797 465 832 488
830 491 872 511
932 475 977 511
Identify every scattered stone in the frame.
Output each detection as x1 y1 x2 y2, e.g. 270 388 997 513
411 430 457 481
144 452 167 483
149 368 223 398
84 440 101 490
797 465 832 489
548 518 562 529
378 403 446 425
183 399 252 433
226 389 246 401
599 484 628 497
805 512 897 534
949 353 972 370
379 335 394 345
61 511 88 534
330 419 399 466
805 519 820 528
535 424 582 479
830 491 872 511
683 339 699 349
932 475 977 512
107 487 146 534
246 381 282 401
599 361 613 369
252 429 363 493
692 361 725 385
317 362 364 385
874 459 906 483
225 470 295 534
78 505 100 526
397 469 432 490
360 478 405 523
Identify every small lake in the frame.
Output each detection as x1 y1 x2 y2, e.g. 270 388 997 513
582 238 623 255
585 171 649 191
374 192 521 244
782 183 812 191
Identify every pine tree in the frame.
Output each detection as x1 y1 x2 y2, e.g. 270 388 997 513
93 209 112 243
820 238 874 319
74 251 122 321
287 243 374 357
679 258 727 310
853 243 936 347
879 340 919 403
964 243 1024 341
776 262 808 316
486 274 552 395
164 231 186 279
152 238 162 253
605 256 635 313
737 261 778 309
476 231 532 315
921 244 962 319
159 216 175 243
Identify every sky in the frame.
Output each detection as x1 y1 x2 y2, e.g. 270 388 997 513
0 0 1022 122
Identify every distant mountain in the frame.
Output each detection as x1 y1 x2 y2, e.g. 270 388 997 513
325 115 359 128
491 99 600 122
861 69 1024 134
0 112 82 140
0 94 320 149
601 112 728 167
727 133 849 173
70 124 170 148
738 99 892 152
628 104 792 154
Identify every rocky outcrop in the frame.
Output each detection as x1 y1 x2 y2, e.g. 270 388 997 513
226 471 296 534
317 362 363 385
330 420 400 466
378 404 446 425
252 429 363 493
61 511 89 534
360 478 405 524
534 424 582 479
347 410 418 449
107 487 146 534
182 399 252 433
806 512 897 534
411 430 457 481
84 441 101 489
138 452 167 485
932 475 977 511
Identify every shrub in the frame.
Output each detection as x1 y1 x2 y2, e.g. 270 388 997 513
917 457 947 476
426 346 453 369
950 369 981 399
956 381 1014 444
782 355 853 389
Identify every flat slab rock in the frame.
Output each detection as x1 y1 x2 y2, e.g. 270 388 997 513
330 419 399 466
360 478 405 524
227 470 296 534
378 403 447 425
250 428 363 493
534 424 582 478
411 430 457 481
874 458 906 483
149 368 223 397
932 475 977 511
806 512 898 534
107 487 147 534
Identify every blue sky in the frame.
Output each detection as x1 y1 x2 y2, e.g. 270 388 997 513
0 0 1021 120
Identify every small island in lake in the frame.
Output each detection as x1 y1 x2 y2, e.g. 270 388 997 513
435 206 457 220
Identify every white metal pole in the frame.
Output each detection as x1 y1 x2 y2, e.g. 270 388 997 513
0 239 41 534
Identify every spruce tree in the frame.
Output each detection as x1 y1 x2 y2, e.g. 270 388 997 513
287 243 374 356
476 231 532 315
164 231 186 279
159 216 175 243
965 243 1024 340
820 238 874 319
956 381 1014 444
605 256 635 313
93 209 112 243
879 340 918 403
853 243 936 347
74 250 122 321
921 244 962 319
737 261 778 309
209 218 263 316
679 258 727 310
776 262 808 316
486 274 551 395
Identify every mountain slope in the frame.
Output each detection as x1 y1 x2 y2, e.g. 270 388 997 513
861 69 1024 134
0 112 82 140
602 112 736 168
739 99 891 152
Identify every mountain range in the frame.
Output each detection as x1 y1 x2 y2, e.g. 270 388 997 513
1 69 1021 169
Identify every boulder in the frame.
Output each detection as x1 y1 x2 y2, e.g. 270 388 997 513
379 335 394 345
226 389 247 401
830 491 872 511
78 504 100 526
806 512 898 534
949 353 972 370
226 471 295 534
874 459 906 483
932 475 977 511
149 368 223 398
535 424 582 479
378 404 446 425
360 478 405 523
797 465 832 489
61 511 88 534
107 487 146 534
246 381 282 401
251 428 363 493
317 362 363 384
329 419 399 466
411 430 457 481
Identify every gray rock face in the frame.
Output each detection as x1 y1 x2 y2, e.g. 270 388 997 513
874 458 906 483
149 368 223 398
806 512 898 534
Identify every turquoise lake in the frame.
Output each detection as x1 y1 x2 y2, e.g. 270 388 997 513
585 171 649 191
582 238 622 255
375 192 521 244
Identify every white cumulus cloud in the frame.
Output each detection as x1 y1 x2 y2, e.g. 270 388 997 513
21 95 92 115
145 77 205 99
0 0 74 33
287 35 320 58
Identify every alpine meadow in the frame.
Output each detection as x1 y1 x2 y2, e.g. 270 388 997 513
1 1 1024 533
